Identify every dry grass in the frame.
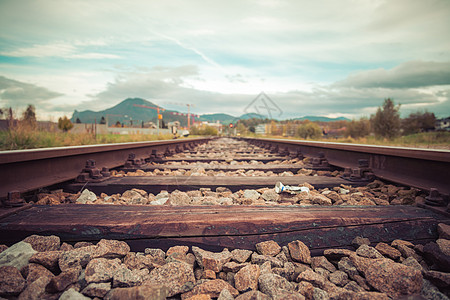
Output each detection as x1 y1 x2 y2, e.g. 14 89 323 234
0 123 174 150
250 132 450 150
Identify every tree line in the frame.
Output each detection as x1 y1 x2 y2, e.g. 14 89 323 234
233 98 438 139
0 105 74 132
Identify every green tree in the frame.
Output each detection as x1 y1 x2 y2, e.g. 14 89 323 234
345 118 371 138
402 111 436 135
236 122 247 135
75 118 81 123
202 125 218 135
371 98 401 139
190 125 218 135
58 116 74 132
22 104 37 127
297 121 322 139
100 116 106 124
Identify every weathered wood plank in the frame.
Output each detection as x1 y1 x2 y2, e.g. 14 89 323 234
159 156 288 163
65 175 361 194
0 204 446 253
122 163 305 173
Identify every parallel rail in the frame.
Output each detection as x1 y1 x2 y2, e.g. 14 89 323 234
0 137 211 199
0 137 448 251
241 137 450 196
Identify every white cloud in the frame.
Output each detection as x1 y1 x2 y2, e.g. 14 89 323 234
336 61 450 88
0 75 63 107
1 0 449 120
0 42 120 59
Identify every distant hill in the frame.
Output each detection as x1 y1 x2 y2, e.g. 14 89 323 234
292 116 350 122
239 113 266 120
198 112 266 124
71 98 350 127
71 98 189 126
198 113 235 124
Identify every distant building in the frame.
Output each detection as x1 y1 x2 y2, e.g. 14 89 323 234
196 121 223 134
435 117 450 131
167 121 180 134
255 124 267 135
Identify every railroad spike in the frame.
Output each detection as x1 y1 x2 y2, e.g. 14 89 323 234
124 153 143 169
341 159 374 182
425 188 446 207
311 152 329 168
75 159 104 183
2 190 25 207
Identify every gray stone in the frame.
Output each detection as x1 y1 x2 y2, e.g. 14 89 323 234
149 198 168 205
421 279 449 300
261 189 280 202
255 240 282 257
192 246 232 272
45 267 80 293
0 241 37 270
272 290 305 300
81 282 111 298
243 189 261 200
76 189 97 204
251 253 284 268
234 264 260 292
436 238 450 256
343 281 364 292
60 288 91 300
121 189 148 204
351 236 370 249
329 271 349 287
168 191 191 205
218 288 235 300
17 275 52 300
23 235 60 252
29 250 62 273
112 267 147 288
311 256 336 272
59 245 97 272
312 288 329 300
0 266 25 296
105 285 169 300
356 244 384 259
296 270 327 289
437 223 450 240
85 258 122 283
338 257 359 278
258 273 294 298
93 239 130 259
145 261 195 297
402 257 424 272
231 249 253 263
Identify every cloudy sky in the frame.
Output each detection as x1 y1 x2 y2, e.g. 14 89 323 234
0 0 449 120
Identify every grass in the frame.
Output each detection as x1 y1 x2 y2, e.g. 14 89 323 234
2 123 449 151
0 124 175 150
246 131 450 150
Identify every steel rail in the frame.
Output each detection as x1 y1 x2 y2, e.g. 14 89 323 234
240 137 450 196
0 137 212 199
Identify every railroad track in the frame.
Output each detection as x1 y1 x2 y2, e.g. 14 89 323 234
0 137 449 299
1 137 448 247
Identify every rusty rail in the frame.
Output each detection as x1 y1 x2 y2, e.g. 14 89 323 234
0 137 212 199
241 137 450 197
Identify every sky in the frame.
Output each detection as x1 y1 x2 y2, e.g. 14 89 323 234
0 0 449 121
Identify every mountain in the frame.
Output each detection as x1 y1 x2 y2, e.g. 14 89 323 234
71 98 188 126
292 116 350 122
198 113 235 124
239 113 266 120
71 98 350 126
